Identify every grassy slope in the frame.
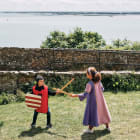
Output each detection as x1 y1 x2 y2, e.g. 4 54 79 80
0 91 140 140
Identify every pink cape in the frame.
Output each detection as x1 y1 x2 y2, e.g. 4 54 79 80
94 82 111 125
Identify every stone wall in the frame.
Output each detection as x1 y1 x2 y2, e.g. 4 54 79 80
0 47 140 93
0 47 140 71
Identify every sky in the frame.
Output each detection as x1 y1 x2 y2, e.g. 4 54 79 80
0 0 140 11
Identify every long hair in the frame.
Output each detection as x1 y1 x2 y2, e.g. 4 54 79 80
87 67 101 83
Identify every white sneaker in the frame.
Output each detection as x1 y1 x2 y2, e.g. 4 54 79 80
83 129 94 134
106 127 111 132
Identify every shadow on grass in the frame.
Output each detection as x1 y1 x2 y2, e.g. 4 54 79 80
81 129 110 140
18 127 67 138
0 121 4 128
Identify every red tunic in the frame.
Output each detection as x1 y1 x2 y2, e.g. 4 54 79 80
32 85 48 113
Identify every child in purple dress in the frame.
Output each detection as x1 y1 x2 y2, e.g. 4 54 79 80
70 67 111 133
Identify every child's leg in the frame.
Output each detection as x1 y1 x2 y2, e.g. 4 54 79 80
105 123 111 132
89 125 94 130
105 123 109 128
31 110 38 125
46 107 51 125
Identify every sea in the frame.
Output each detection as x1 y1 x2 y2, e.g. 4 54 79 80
0 11 140 48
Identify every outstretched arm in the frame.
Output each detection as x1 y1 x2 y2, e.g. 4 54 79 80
48 88 56 96
70 94 79 97
48 88 60 96
69 92 88 101
69 83 91 101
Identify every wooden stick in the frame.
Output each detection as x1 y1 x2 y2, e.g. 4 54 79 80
61 78 74 90
53 78 74 96
52 88 72 96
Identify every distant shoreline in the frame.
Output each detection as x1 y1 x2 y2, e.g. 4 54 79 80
0 11 140 16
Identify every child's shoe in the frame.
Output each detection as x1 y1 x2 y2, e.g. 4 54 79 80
83 128 94 134
106 127 111 132
31 124 36 128
46 124 52 129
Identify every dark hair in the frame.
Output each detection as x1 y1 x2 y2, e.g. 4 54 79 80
36 75 44 82
87 67 101 83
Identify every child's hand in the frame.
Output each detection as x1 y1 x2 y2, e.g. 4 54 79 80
69 94 78 97
56 89 61 95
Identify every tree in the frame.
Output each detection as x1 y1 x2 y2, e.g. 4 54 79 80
40 28 106 49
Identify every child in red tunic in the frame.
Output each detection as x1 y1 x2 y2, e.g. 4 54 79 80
31 75 60 129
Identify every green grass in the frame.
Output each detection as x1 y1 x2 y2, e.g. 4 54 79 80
0 91 140 140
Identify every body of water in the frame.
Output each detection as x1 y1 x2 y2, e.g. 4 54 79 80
0 12 140 48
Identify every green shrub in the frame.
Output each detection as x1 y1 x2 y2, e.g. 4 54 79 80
15 73 140 94
131 41 140 50
41 27 106 49
17 73 140 94
19 82 35 94
0 92 11 105
0 73 139 105
43 73 140 93
105 39 140 51
102 73 140 92
16 89 25 102
0 90 25 105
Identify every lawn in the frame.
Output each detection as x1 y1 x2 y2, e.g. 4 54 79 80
0 91 140 140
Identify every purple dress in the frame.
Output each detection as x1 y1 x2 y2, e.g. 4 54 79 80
78 81 99 127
